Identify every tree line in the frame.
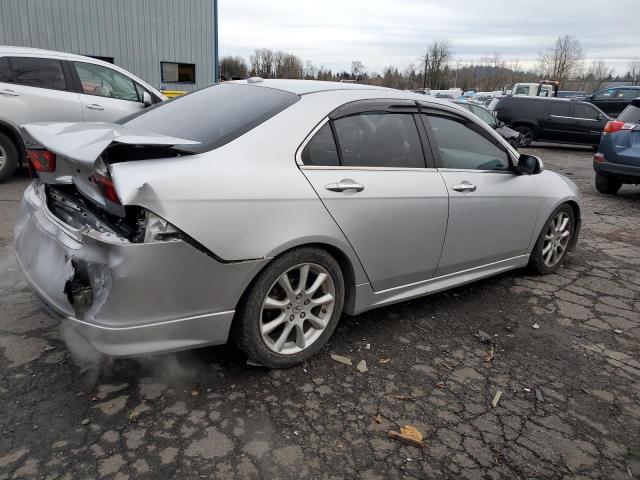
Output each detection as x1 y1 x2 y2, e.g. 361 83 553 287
220 36 640 94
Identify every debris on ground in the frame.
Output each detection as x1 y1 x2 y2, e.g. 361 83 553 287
524 388 531 393
43 346 56 352
190 388 199 397
378 357 391 364
356 360 368 373
532 323 540 329
435 381 446 389
391 394 413 401
613 329 623 334
246 359 265 367
331 354 352 366
388 425 425 447
535 389 544 402
81 418 90 425
374 414 382 424
475 330 492 343
485 345 494 362
492 390 503 408
365 343 371 350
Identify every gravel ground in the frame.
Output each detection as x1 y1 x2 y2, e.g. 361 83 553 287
0 145 638 479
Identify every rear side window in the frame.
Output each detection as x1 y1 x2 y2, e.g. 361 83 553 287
546 101 571 116
618 104 640 123
301 123 339 166
618 89 640 99
9 57 67 90
0 57 12 83
426 115 509 171
333 113 425 168
122 83 299 153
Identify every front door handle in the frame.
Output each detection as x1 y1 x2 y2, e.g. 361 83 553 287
451 183 477 192
325 179 365 192
86 103 104 110
0 89 19 97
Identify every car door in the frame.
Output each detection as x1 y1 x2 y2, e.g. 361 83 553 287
70 61 147 121
420 108 539 276
569 102 606 145
0 56 83 126
299 101 449 291
589 89 615 115
540 100 574 142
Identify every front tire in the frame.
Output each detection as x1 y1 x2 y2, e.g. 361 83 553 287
595 173 622 195
234 247 345 368
515 126 534 147
529 205 575 275
0 132 19 183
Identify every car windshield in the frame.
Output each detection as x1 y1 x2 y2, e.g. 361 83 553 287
120 83 300 153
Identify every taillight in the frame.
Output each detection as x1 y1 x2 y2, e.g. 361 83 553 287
594 153 605 163
91 158 120 204
27 150 56 172
603 120 636 133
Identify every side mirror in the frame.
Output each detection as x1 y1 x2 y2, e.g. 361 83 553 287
517 154 543 175
143 91 153 107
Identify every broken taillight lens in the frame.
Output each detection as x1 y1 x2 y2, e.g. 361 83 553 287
91 157 120 204
27 150 56 173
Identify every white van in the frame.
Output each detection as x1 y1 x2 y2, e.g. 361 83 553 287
0 46 166 181
512 82 555 97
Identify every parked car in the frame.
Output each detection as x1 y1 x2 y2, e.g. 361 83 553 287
493 96 609 147
557 91 585 98
15 79 581 367
0 46 165 181
593 98 640 194
584 86 640 117
454 101 520 147
512 81 558 97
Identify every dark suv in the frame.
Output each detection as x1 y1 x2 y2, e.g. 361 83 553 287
585 86 640 117
492 96 609 147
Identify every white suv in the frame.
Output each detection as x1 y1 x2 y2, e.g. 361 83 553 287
0 46 166 181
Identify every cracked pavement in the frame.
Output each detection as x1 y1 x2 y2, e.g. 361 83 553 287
0 145 638 479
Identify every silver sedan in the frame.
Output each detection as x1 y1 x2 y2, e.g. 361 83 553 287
15 79 581 367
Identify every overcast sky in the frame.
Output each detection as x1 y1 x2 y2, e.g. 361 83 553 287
219 0 638 75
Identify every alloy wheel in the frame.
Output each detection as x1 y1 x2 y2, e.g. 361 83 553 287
0 144 6 170
517 128 532 147
542 211 571 267
260 263 336 355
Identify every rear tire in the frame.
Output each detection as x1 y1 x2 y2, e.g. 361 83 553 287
595 173 622 195
515 126 534 147
529 204 575 275
234 247 345 368
0 132 19 183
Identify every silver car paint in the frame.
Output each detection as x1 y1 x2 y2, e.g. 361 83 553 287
14 80 581 356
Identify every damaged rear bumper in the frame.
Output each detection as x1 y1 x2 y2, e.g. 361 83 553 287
15 182 269 357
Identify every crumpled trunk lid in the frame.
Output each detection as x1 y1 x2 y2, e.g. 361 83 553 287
21 122 199 216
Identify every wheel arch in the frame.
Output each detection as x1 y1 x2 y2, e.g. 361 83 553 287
0 120 26 166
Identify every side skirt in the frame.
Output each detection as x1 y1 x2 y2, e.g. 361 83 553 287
347 255 530 315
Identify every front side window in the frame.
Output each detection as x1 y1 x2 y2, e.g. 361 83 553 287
572 103 600 120
469 105 497 127
333 113 425 168
9 57 67 90
161 62 196 83
73 62 139 102
426 115 510 171
301 123 340 166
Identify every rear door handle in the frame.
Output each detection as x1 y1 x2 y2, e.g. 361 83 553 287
86 103 104 110
451 183 477 192
325 179 365 192
0 89 19 97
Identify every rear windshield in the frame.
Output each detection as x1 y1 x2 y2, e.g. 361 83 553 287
618 103 640 124
120 83 300 153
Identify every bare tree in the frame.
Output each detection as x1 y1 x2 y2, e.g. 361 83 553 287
587 59 612 93
350 60 366 81
422 40 452 89
538 35 585 85
629 58 640 86
219 56 248 80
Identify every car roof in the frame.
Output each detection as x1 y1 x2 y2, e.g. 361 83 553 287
0 45 103 62
229 78 398 96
